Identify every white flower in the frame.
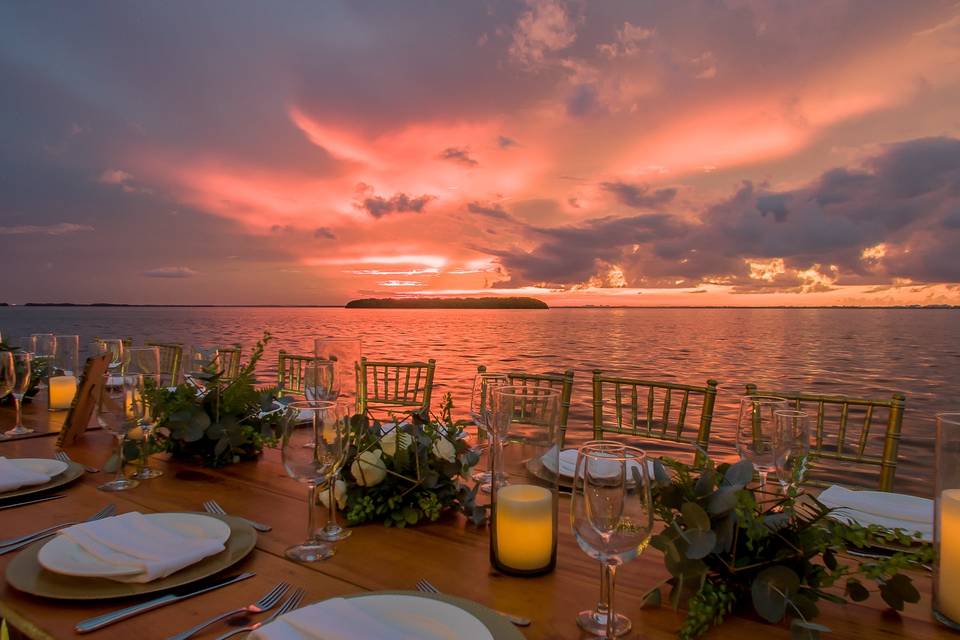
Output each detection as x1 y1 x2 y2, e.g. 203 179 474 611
351 450 387 486
318 478 347 510
380 428 412 457
432 436 457 463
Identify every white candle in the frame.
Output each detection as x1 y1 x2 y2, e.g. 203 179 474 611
48 375 78 411
495 483 554 571
939 489 960 621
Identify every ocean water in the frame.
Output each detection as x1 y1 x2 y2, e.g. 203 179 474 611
2 306 957 495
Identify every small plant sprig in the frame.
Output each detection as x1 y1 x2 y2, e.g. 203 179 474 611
643 454 933 640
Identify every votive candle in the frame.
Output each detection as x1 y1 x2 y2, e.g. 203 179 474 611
938 489 960 622
47 375 78 411
494 483 554 571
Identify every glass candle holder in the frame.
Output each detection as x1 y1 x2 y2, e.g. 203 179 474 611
935 412 960 629
489 385 561 576
48 335 80 411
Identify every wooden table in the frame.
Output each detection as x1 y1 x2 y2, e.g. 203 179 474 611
0 403 954 639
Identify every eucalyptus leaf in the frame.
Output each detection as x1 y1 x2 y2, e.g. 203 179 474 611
707 486 739 514
723 459 754 487
751 565 800 623
790 619 830 640
681 502 711 531
641 587 661 609
845 579 869 602
694 467 716 497
214 436 230 456
653 459 671 485
684 530 717 559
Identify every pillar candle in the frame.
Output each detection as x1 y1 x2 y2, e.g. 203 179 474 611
47 375 78 411
939 489 960 622
495 483 554 571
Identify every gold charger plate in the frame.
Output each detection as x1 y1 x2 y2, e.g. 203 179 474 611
0 462 84 502
343 591 525 640
5 514 256 600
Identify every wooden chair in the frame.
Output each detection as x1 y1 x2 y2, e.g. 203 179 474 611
214 346 242 381
592 371 719 465
356 357 436 416
477 365 575 443
744 384 906 491
277 350 313 396
146 342 183 384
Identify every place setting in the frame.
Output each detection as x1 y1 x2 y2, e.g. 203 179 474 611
0 453 85 505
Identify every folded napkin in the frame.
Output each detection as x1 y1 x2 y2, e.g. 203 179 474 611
58 512 226 583
0 457 53 493
251 597 464 640
551 448 655 481
819 485 933 541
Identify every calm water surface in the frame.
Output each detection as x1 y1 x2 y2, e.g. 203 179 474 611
2 307 957 495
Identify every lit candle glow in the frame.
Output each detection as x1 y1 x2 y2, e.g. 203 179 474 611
47 375 77 411
938 489 960 622
494 483 554 571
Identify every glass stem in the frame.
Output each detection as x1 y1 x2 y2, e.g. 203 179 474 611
139 427 151 470
490 433 500 488
13 394 22 428
604 561 619 638
326 482 338 530
114 434 126 482
595 564 610 619
759 469 768 487
306 481 319 541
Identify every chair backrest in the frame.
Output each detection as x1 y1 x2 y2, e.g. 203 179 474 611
744 384 906 491
277 350 315 396
592 371 719 465
146 342 183 383
477 365 575 442
214 347 242 380
356 357 436 415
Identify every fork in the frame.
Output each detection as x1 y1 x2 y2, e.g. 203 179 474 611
0 504 117 554
213 588 305 640
54 450 100 473
416 579 531 627
165 582 290 640
203 499 272 532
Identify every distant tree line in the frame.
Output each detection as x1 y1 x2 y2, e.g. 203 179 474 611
345 297 549 309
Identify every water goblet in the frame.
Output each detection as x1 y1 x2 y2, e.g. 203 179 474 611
774 409 810 491
30 334 56 390
97 373 140 492
281 400 351 562
736 395 788 486
96 339 127 377
127 347 163 480
304 359 338 401
469 371 510 492
571 442 654 638
314 339 361 405
4 351 33 437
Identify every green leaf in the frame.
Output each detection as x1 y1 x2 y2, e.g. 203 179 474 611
751 565 800 623
791 593 820 621
684 530 717 559
707 486 739 515
723 459 754 487
845 579 869 602
694 467 715 497
681 502 711 531
641 588 661 609
214 436 230 456
823 548 838 571
790 619 830 640
653 460 671 485
886 574 920 605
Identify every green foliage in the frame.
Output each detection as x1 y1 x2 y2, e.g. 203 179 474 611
342 393 484 527
644 454 933 639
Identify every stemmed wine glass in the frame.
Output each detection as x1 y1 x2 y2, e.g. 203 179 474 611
469 371 510 493
314 339 361 406
281 400 351 562
97 339 127 378
571 442 654 639
127 347 162 480
304 359 338 401
97 372 140 491
4 351 33 437
736 395 788 486
0 352 14 439
774 409 810 491
31 334 56 390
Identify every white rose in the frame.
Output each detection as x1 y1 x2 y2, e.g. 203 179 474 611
318 478 347 510
380 429 412 457
432 436 457 463
351 450 387 487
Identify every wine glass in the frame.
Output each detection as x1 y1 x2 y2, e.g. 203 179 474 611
469 371 510 492
127 347 162 480
0 352 14 434
54 335 80 376
736 395 788 486
281 400 351 562
13 336 36 353
97 372 140 491
314 339 361 406
31 334 56 390
774 409 810 491
571 442 654 639
305 359 338 401
96 339 127 378
4 351 33 437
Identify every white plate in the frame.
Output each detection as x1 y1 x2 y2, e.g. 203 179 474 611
7 458 69 478
38 513 231 578
258 594 494 640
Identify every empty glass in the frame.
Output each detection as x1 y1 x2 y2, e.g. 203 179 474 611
314 339 361 406
4 351 33 437
97 372 140 491
0 352 14 436
96 339 127 376
305 359 338 401
31 334 56 390
470 371 510 492
571 442 654 638
13 336 36 353
774 409 810 490
54 335 79 376
736 395 788 486
127 347 162 480
281 400 350 562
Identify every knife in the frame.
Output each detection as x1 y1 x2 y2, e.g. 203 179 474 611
0 494 66 511
75 572 255 634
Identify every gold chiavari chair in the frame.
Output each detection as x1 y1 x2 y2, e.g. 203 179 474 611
214 346 242 381
356 357 436 416
592 370 719 466
477 365 575 444
744 384 906 491
277 350 314 396
146 342 183 384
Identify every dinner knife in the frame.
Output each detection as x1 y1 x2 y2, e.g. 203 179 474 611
0 494 66 511
74 571 255 634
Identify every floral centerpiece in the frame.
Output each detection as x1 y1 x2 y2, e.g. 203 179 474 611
643 455 933 640
330 394 485 527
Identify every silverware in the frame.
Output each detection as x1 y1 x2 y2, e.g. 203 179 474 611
415 579 531 627
165 581 290 640
0 493 66 511
54 450 100 473
213 587 305 640
0 504 116 555
203 499 272 532
75 572 256 634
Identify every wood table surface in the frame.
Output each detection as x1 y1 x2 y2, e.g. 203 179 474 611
0 402 954 640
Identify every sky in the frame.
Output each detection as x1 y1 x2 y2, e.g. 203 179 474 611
1 0 959 306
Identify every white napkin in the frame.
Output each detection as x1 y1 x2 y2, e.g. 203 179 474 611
251 598 431 640
0 457 53 492
58 512 226 583
550 448 654 481
819 485 933 541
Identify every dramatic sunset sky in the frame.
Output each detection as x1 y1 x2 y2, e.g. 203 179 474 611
2 1 959 306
